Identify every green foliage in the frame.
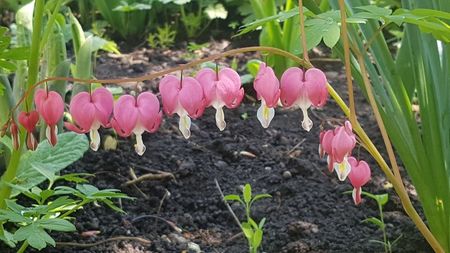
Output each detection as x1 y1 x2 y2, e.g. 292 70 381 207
0 172 129 250
147 24 177 49
224 183 271 253
93 0 155 41
0 27 30 72
360 191 402 253
13 132 89 195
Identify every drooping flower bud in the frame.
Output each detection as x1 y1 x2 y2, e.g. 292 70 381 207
280 67 328 131
196 67 244 131
347 156 371 205
111 92 162 156
18 111 39 150
253 63 280 128
34 89 64 146
10 121 19 150
159 75 205 139
65 87 113 151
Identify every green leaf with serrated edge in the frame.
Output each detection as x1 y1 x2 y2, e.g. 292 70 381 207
5 199 25 213
0 210 31 223
55 173 91 184
102 198 126 213
241 222 253 239
361 217 385 229
14 224 35 241
13 132 89 196
243 184 252 204
39 218 76 232
224 194 242 202
0 229 16 247
253 229 263 248
76 184 99 196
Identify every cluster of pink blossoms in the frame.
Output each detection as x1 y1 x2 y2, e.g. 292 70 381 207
9 63 370 204
319 121 372 205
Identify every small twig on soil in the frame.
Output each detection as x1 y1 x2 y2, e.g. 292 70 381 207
225 232 243 244
157 189 170 214
56 236 151 248
128 167 149 199
122 171 175 187
214 178 242 229
132 215 182 233
286 138 306 156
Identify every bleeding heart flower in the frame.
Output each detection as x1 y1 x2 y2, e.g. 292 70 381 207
10 121 19 150
196 67 244 131
111 92 162 156
34 89 64 146
253 63 280 128
159 75 205 138
18 111 39 150
319 121 356 181
347 156 371 205
65 87 113 151
319 129 335 172
280 67 328 131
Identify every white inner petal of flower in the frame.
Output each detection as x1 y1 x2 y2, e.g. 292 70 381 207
214 105 226 131
89 121 101 151
257 100 275 129
178 112 192 139
133 125 146 156
45 125 58 145
298 98 313 132
334 156 351 181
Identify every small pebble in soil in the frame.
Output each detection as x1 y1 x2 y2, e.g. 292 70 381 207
283 170 293 179
214 160 228 169
264 166 272 171
187 242 201 253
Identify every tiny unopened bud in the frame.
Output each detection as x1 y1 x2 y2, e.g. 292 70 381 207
10 121 19 150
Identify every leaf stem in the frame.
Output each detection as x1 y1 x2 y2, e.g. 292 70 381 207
16 241 28 253
298 0 309 62
337 0 357 125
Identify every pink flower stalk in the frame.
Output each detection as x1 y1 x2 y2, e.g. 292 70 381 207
18 111 39 150
347 157 371 205
65 87 114 151
280 67 328 131
159 75 205 139
111 92 162 156
253 63 280 128
319 121 356 181
196 67 244 131
34 89 65 146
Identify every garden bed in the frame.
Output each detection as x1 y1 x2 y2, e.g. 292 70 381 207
18 43 431 253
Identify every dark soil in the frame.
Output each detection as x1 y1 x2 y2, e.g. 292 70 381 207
6 42 431 253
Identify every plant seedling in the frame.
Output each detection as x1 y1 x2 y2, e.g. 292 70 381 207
361 191 403 253
224 183 271 253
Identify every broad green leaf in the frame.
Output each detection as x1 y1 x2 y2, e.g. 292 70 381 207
0 135 12 152
253 229 263 248
0 229 16 248
0 210 31 223
39 218 76 232
241 222 253 239
0 59 16 71
243 184 252 204
223 194 242 202
252 194 272 203
76 184 99 196
323 22 340 48
356 5 393 16
13 132 89 195
1 47 30 60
